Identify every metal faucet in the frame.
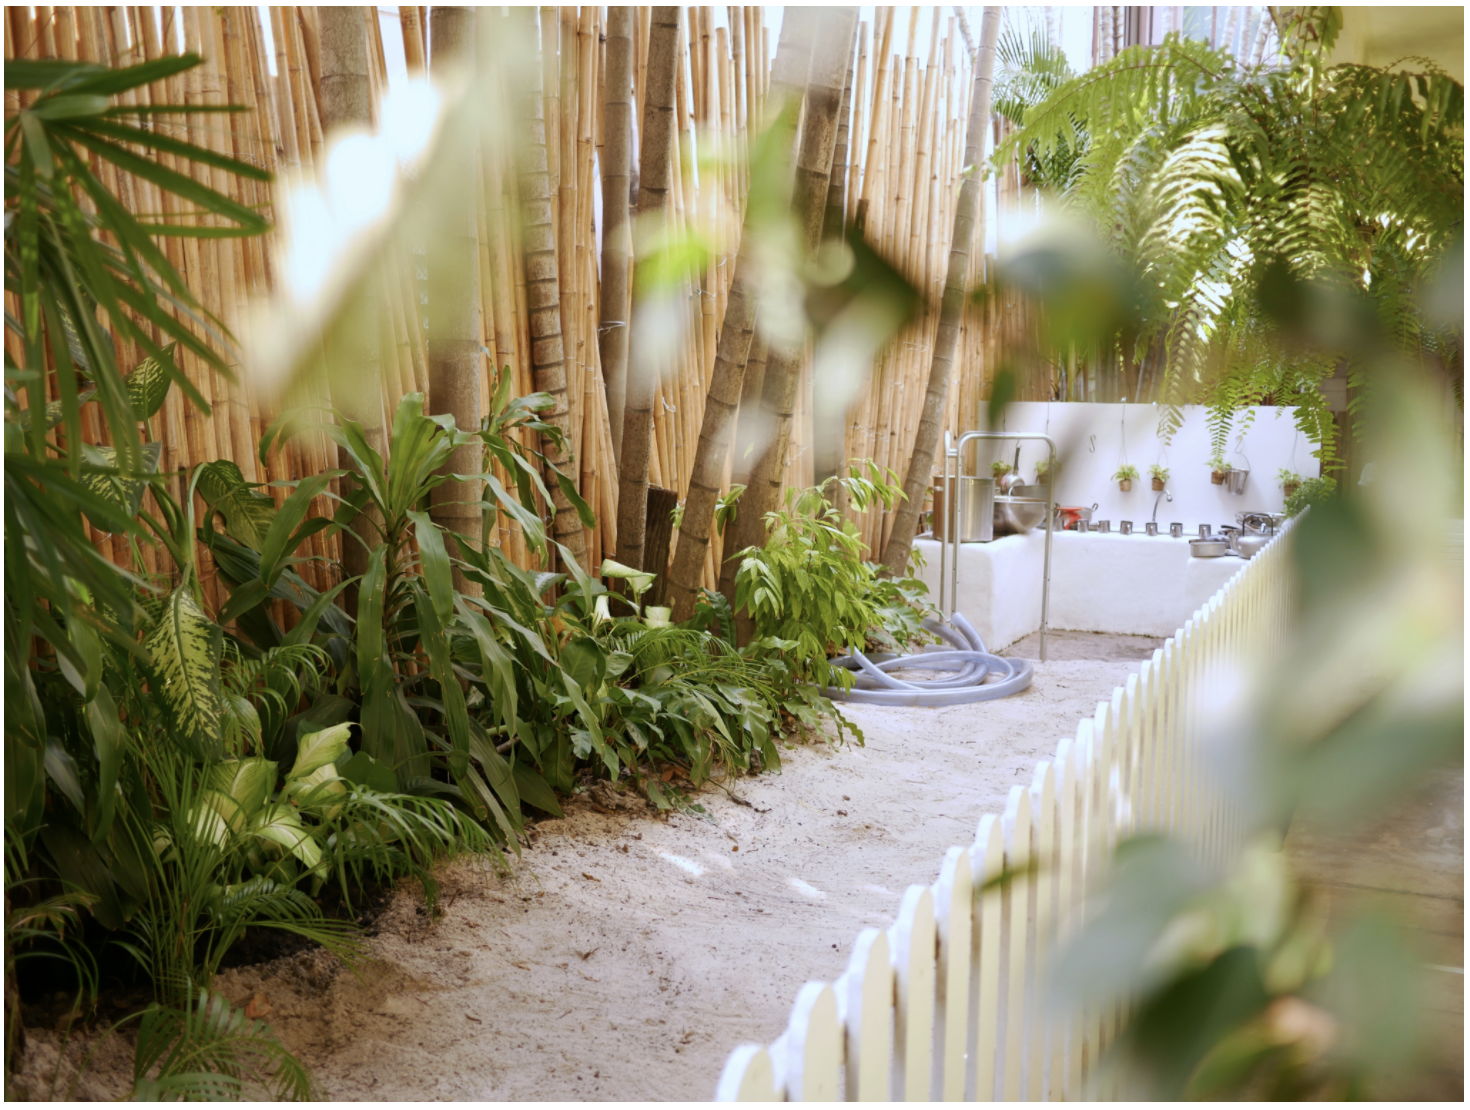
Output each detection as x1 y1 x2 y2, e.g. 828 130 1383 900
1151 488 1173 526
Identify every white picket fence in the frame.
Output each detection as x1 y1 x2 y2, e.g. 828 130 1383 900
716 524 1295 1101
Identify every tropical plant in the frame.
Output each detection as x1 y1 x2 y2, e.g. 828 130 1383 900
1035 455 1056 481
1277 468 1303 495
1113 464 1139 482
999 13 1464 459
1284 475 1337 517
246 379 595 822
733 464 932 707
990 460 1013 478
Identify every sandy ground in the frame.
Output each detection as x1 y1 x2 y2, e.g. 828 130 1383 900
12 632 1163 1101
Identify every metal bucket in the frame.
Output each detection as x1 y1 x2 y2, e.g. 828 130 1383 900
957 476 995 542
1223 467 1250 495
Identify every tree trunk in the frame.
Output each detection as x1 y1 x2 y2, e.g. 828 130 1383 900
614 6 680 573
714 329 769 608
426 6 483 595
317 4 383 613
723 7 859 598
664 11 816 622
878 7 1001 577
514 6 587 569
598 6 634 465
814 16 860 496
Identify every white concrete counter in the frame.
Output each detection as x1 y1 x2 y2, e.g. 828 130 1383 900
912 531 1247 650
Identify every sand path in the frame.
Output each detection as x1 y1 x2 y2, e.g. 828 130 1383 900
204 632 1160 1101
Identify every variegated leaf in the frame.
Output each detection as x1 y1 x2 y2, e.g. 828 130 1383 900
126 342 176 421
144 585 224 761
196 460 277 550
80 440 161 520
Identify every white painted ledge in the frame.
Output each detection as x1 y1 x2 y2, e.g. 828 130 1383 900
912 532 1247 650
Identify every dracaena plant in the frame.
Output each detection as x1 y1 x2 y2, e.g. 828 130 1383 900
247 379 597 836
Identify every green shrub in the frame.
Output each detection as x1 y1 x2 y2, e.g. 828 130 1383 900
1284 475 1337 517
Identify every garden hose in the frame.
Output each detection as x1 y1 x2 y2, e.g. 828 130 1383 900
821 613 1034 706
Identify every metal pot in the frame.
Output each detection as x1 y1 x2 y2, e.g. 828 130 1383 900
992 491 1047 536
1224 467 1250 495
1119 520 1133 535
1169 523 1184 538
1190 537 1230 558
1231 532 1271 559
1145 522 1159 536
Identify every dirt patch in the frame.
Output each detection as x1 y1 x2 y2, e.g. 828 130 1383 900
14 641 1150 1100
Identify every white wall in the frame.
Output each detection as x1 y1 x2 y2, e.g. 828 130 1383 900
962 403 1321 534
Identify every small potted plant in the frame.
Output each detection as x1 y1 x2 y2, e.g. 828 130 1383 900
1278 468 1302 498
1148 463 1169 491
1113 464 1138 492
1035 456 1056 485
990 460 1012 480
1208 453 1229 485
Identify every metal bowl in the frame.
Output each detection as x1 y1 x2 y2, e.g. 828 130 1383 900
992 492 1048 535
1190 538 1230 558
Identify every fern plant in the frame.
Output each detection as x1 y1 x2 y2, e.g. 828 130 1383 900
999 15 1464 464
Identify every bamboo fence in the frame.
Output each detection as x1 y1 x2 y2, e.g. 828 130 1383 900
6 5 1051 605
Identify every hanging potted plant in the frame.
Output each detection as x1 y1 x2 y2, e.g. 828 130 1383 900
1208 453 1229 485
1035 456 1056 485
990 460 1012 480
1113 464 1138 492
1278 468 1302 498
1148 463 1170 492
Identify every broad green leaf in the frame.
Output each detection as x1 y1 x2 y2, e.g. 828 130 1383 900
205 758 277 827
599 558 655 597
258 473 331 588
407 510 455 624
511 763 564 817
248 804 325 877
144 585 224 762
285 764 347 817
79 441 160 520
124 342 176 421
196 460 276 550
338 751 398 794
288 721 353 781
43 737 86 814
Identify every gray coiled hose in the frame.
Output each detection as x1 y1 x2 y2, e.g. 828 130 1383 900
820 612 1034 706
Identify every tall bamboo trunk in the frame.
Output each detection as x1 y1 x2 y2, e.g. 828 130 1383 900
599 6 634 465
879 6 1000 577
723 7 859 603
614 6 680 573
317 5 384 611
665 11 817 622
514 5 587 569
814 16 860 495
426 6 484 594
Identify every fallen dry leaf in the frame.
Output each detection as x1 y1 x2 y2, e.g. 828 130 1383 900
466 1014 482 1024
244 993 272 1020
581 872 601 882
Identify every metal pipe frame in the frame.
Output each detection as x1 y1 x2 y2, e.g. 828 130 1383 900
940 430 1057 663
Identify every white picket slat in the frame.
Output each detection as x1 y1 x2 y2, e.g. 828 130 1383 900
969 814 1005 1101
716 1045 778 1102
1000 785 1033 1101
839 928 892 1101
890 885 936 1101
781 982 841 1101
1029 761 1058 1101
931 847 972 1101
